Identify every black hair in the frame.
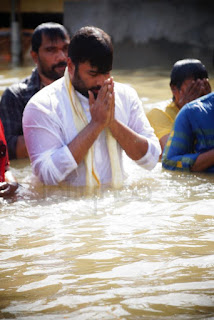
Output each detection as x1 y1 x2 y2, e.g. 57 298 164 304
32 22 69 53
68 26 113 73
170 59 208 89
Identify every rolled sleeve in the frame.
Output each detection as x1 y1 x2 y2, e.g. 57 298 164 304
23 95 78 185
32 145 78 185
136 138 160 170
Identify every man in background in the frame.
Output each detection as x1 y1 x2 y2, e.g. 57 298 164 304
147 59 211 152
0 22 70 159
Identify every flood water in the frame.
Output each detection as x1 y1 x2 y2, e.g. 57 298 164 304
0 65 214 320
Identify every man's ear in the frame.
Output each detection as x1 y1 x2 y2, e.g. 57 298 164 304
31 50 38 65
170 84 181 105
67 57 75 75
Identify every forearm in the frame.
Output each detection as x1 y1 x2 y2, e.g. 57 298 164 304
191 149 214 172
68 120 104 164
109 119 148 160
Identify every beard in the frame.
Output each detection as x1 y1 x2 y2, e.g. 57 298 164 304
38 58 67 81
72 68 101 99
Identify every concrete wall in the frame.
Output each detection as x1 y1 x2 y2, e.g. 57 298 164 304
64 0 214 70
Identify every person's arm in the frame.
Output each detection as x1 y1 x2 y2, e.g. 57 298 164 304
0 170 18 197
191 149 214 172
109 119 148 160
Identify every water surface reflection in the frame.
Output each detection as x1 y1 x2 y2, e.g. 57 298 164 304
0 66 214 319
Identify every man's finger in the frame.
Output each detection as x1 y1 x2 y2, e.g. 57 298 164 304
0 182 8 191
88 90 95 107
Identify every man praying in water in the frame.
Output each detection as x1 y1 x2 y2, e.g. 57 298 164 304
23 26 161 187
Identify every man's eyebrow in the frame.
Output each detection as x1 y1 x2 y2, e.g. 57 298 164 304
88 70 99 74
44 44 57 49
89 69 111 74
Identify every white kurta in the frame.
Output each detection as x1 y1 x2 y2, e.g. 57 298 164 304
23 77 161 186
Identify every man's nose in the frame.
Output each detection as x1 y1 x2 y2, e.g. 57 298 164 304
96 74 108 86
56 49 67 61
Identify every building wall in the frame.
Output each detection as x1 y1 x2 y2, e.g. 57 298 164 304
64 0 214 69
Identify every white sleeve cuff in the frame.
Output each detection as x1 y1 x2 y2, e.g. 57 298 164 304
33 145 78 185
136 139 161 170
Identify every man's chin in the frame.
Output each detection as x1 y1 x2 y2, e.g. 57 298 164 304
55 71 66 79
52 66 66 79
48 73 64 81
76 89 89 98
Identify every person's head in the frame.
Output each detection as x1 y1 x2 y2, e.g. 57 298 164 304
170 59 209 107
67 26 113 97
31 22 70 84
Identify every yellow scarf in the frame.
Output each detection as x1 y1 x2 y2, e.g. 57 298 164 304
64 67 123 188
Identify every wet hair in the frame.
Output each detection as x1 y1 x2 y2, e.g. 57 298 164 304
170 59 208 89
32 22 70 53
68 26 113 73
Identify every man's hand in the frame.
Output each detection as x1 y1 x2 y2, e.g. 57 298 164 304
178 78 211 109
89 77 115 128
67 78 115 165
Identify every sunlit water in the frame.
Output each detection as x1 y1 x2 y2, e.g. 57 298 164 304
0 65 214 320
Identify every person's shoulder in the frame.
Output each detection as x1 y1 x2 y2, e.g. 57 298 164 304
195 92 214 107
1 71 35 98
182 92 214 114
27 77 64 105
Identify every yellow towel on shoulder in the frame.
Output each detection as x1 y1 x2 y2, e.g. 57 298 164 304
64 67 123 188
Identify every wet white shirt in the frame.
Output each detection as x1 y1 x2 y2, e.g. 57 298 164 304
23 77 161 186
